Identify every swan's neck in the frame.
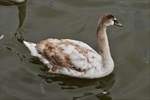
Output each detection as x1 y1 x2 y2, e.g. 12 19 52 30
97 24 112 60
96 23 114 76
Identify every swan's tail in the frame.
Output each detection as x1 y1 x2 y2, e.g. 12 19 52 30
23 41 39 57
23 41 50 66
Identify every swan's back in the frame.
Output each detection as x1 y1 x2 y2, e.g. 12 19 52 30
24 38 104 78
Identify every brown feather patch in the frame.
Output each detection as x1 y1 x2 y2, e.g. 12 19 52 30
36 39 73 72
36 39 92 72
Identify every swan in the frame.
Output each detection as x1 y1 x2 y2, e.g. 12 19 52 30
23 14 123 79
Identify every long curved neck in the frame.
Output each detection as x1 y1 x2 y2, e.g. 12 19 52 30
97 24 112 60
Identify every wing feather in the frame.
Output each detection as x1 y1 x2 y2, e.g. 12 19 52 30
36 39 102 72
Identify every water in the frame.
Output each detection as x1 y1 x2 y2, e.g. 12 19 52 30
0 0 150 100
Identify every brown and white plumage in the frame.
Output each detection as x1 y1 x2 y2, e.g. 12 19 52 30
24 14 122 79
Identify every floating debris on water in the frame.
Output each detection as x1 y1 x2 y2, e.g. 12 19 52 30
101 90 109 95
0 34 4 40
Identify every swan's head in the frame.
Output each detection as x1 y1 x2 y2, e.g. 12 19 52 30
100 14 123 27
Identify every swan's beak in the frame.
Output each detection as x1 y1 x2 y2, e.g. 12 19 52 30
114 19 123 27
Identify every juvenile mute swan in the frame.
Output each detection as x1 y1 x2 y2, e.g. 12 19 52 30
24 14 122 79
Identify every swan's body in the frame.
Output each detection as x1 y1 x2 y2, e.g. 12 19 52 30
24 14 122 79
24 39 114 78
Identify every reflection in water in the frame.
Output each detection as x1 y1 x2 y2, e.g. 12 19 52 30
0 1 27 69
0 0 27 42
96 94 112 100
37 64 115 100
17 1 27 29
40 73 114 100
39 73 115 89
0 0 26 5
15 2 27 42
30 57 115 100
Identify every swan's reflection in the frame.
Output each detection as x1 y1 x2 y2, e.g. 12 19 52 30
0 1 27 60
0 0 27 42
15 2 27 42
0 0 26 28
37 63 115 100
0 0 26 5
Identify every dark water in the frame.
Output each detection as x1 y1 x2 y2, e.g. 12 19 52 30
0 0 150 100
